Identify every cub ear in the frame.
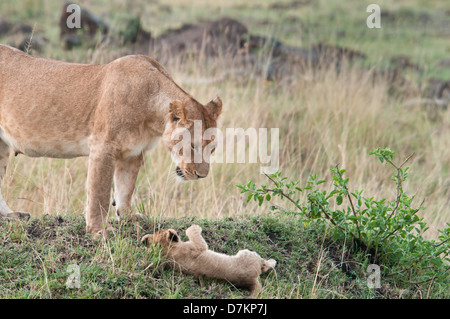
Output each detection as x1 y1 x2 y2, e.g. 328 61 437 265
169 100 187 124
204 96 222 120
167 229 179 242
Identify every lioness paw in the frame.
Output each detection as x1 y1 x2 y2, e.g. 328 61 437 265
87 224 113 240
6 211 31 221
88 230 108 241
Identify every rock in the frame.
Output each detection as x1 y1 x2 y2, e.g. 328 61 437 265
59 2 109 50
390 54 422 72
145 17 248 60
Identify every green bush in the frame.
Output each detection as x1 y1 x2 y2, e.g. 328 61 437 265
237 148 450 290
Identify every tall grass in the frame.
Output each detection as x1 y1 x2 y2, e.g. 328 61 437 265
3 45 448 240
0 0 447 241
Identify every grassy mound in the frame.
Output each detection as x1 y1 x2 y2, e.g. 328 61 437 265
1 213 446 299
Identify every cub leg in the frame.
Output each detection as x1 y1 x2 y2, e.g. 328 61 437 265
185 225 208 250
85 146 116 237
113 153 143 221
249 280 262 298
0 139 29 220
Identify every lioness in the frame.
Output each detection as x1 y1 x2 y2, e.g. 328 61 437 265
0 44 222 237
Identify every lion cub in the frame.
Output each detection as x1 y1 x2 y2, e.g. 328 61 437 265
141 225 276 296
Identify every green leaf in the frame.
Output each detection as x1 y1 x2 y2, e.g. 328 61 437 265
258 196 264 206
336 195 343 205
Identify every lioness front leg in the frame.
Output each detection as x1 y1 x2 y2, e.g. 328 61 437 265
0 139 29 220
85 146 115 237
113 154 144 221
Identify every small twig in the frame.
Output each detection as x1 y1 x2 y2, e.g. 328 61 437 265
386 153 415 221
334 164 362 242
435 238 450 249
29 245 52 298
381 225 402 242
398 153 415 169
382 206 421 242
262 187 302 210
25 23 37 55
314 200 355 238
264 174 302 211
402 273 443 286
426 274 438 298
142 263 154 272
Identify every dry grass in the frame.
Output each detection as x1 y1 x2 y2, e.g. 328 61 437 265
3 48 448 240
0 0 448 241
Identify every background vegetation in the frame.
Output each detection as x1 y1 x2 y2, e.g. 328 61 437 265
0 0 448 298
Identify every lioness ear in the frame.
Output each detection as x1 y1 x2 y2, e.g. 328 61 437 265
167 229 179 242
169 100 186 124
204 96 222 120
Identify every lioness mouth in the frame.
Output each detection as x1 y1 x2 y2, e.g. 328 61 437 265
175 166 185 178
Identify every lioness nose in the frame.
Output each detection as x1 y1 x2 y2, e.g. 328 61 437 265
194 171 206 179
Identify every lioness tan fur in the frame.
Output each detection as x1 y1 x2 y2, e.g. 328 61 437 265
0 44 222 237
141 225 276 296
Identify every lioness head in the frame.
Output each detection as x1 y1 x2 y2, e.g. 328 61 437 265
162 96 222 181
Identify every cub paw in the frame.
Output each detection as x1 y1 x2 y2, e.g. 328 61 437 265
186 224 202 234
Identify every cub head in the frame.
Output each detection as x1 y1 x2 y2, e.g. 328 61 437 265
162 96 222 181
141 228 180 253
